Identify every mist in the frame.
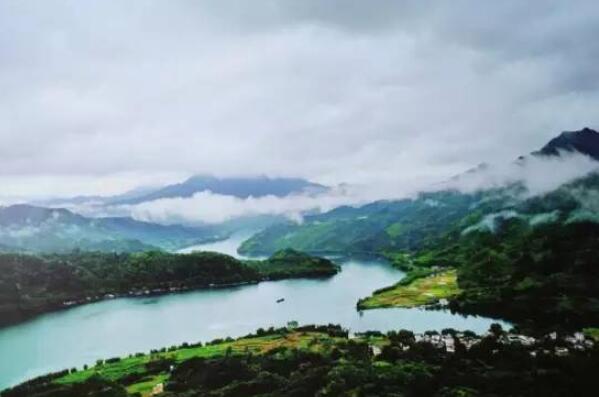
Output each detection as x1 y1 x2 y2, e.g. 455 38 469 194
49 151 595 226
441 151 599 197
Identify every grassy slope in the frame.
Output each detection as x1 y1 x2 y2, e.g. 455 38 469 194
54 331 344 396
357 269 461 310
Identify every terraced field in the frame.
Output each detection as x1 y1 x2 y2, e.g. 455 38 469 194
357 269 461 310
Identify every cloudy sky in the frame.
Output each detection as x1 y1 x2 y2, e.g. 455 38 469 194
2 0 599 201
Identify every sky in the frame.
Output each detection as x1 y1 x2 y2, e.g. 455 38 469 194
2 0 599 203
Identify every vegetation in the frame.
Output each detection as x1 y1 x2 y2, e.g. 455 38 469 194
373 174 599 331
246 249 339 280
5 131 599 395
5 324 599 397
583 328 599 342
238 190 489 256
0 249 337 327
0 204 224 253
358 269 461 310
240 170 599 332
449 220 599 332
244 168 599 330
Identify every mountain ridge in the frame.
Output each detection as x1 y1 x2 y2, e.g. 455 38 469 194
110 175 328 205
239 128 599 256
36 176 329 209
0 204 221 253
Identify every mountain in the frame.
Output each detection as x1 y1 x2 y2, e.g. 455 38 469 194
0 204 221 253
240 128 599 257
34 186 162 207
533 127 599 160
110 175 328 205
238 189 510 256
416 172 599 330
239 128 599 330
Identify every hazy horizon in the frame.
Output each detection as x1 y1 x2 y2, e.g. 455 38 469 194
2 1 599 225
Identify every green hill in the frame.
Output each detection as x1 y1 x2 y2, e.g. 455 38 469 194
0 250 338 327
0 204 223 253
239 189 505 256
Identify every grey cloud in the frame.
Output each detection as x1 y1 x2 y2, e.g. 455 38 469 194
1 1 598 199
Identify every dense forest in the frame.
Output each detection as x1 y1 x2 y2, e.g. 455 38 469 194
238 190 491 256
0 249 338 327
449 220 599 331
4 324 598 397
380 175 599 331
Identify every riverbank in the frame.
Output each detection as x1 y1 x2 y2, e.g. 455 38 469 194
5 324 597 397
0 256 508 391
0 249 338 329
357 269 461 310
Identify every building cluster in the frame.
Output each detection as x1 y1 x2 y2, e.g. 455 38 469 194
368 330 595 357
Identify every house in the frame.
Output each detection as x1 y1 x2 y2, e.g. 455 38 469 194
370 345 382 356
151 383 164 395
444 336 455 353
555 347 569 357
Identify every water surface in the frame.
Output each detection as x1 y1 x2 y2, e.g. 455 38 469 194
0 235 506 390
177 230 261 258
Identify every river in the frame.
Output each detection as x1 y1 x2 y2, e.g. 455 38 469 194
0 232 507 390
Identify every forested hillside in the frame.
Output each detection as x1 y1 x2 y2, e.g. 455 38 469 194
240 129 599 257
0 250 338 327
240 130 599 332
0 205 222 252
239 190 503 255
5 325 598 397
351 172 599 331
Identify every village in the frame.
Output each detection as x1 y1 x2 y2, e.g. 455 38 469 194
355 326 596 358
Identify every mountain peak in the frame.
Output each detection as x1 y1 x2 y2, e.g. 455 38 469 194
112 175 328 205
534 127 599 160
0 204 78 225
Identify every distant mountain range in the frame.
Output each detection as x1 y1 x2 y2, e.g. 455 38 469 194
0 204 222 253
111 175 328 205
39 176 328 208
8 129 597 255
7 176 329 252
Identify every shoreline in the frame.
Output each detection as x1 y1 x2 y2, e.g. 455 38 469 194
0 272 339 330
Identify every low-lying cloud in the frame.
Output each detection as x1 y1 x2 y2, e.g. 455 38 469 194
441 151 599 197
120 188 366 225
60 152 597 226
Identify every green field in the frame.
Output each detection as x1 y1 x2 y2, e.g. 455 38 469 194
357 269 461 310
54 331 345 396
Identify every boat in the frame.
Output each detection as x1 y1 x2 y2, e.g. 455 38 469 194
276 298 285 303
